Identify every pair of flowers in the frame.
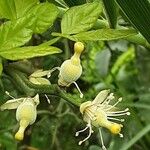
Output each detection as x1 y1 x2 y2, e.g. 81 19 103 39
1 89 130 150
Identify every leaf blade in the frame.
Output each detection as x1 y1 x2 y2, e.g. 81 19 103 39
0 15 35 50
61 2 102 34
0 45 62 60
69 29 137 41
102 0 118 28
29 3 59 33
14 0 39 18
116 0 150 43
0 0 16 20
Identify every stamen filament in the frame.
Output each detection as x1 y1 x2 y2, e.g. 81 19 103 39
5 91 15 99
99 128 107 150
107 108 129 114
78 123 93 145
103 93 115 105
106 98 122 111
73 82 83 98
107 117 125 122
75 126 88 136
44 94 50 104
107 112 130 116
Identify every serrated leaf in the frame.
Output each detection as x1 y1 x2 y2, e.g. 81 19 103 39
29 3 59 33
116 0 150 43
0 0 39 20
102 0 118 28
0 15 35 50
69 29 137 41
61 2 102 34
0 0 16 20
14 0 39 18
0 45 62 60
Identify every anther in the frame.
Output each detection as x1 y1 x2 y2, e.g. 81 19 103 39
119 133 123 138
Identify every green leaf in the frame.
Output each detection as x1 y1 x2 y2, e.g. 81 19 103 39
0 45 62 60
68 29 137 41
0 15 34 50
61 2 102 34
0 57 2 76
14 0 39 18
29 3 59 33
0 0 16 20
102 0 118 28
116 0 150 43
0 0 38 20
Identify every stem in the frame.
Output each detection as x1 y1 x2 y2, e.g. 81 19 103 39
40 37 61 47
5 67 81 107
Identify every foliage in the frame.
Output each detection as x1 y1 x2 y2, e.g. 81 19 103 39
0 0 150 150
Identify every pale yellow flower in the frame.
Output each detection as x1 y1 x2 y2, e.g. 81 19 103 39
0 92 39 141
47 42 84 98
76 90 130 149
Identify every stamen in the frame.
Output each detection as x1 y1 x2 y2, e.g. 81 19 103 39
78 123 93 145
101 93 114 105
86 109 97 121
47 67 60 78
104 93 115 104
119 133 123 138
75 126 89 136
106 98 122 111
99 128 107 150
44 94 50 104
107 112 130 116
107 108 129 114
107 117 125 122
5 91 15 99
73 82 83 98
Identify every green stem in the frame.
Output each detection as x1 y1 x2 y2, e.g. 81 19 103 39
5 67 81 107
40 37 61 46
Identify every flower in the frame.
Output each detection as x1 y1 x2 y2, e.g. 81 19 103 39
47 42 85 98
76 90 130 149
0 92 40 141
